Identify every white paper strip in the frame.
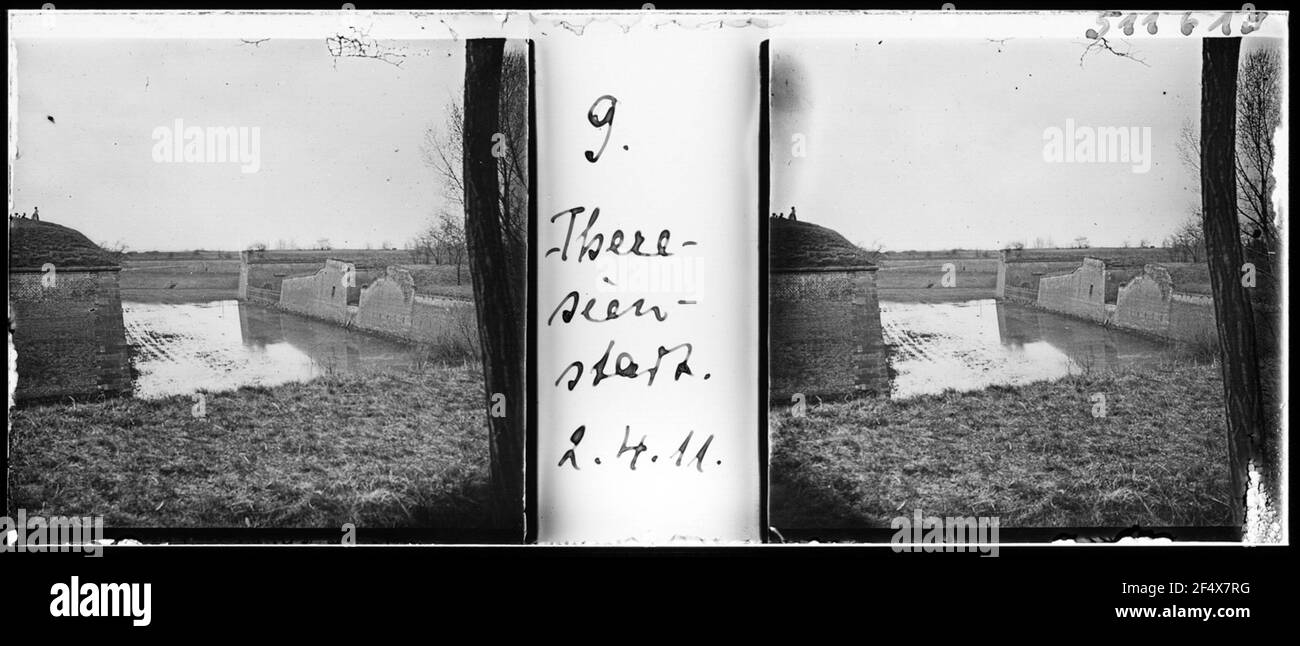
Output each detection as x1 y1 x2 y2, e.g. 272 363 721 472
535 25 760 543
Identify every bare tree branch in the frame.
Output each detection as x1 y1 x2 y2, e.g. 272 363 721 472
421 47 529 272
1173 42 1283 297
1079 37 1149 67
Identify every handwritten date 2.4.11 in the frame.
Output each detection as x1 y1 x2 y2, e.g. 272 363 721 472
558 426 718 471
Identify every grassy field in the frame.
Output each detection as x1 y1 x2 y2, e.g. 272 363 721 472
401 264 475 300
125 250 240 261
878 249 998 261
876 258 999 302
1163 263 1213 295
118 257 476 302
1002 247 1178 264
770 361 1232 529
7 366 494 529
119 259 242 303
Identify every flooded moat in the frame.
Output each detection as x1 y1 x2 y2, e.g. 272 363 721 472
881 298 1184 399
123 300 426 399
124 299 1189 401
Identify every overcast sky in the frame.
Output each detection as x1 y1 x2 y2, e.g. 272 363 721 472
12 38 463 251
771 37 1218 252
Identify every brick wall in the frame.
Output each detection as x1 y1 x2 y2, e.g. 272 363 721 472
1035 257 1108 323
242 262 323 295
1113 264 1174 335
998 258 1094 301
239 249 408 296
1103 266 1144 304
353 267 417 336
1025 260 1221 346
769 269 888 401
9 269 133 402
1002 255 1227 349
278 259 353 325
274 264 479 351
1108 264 1217 344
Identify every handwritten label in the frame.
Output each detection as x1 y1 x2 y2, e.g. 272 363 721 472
536 28 760 542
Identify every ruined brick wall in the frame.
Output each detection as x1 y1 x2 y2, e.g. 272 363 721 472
239 250 386 306
1035 257 1107 323
1075 262 1218 345
1113 264 1174 336
278 259 352 325
354 267 417 336
769 268 888 401
999 259 1091 303
238 250 325 303
255 260 478 351
348 266 479 350
9 269 133 402
241 262 320 301
1103 267 1144 304
1007 256 1222 347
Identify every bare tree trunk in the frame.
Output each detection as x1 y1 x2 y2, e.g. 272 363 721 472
463 39 524 533
1200 38 1269 531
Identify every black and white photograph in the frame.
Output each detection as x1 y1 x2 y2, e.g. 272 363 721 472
7 28 529 538
3 7 1294 633
766 34 1285 537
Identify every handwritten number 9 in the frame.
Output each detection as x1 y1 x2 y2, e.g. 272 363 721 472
584 95 618 163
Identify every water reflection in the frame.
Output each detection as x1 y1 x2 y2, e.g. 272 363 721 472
881 298 1175 399
123 300 421 399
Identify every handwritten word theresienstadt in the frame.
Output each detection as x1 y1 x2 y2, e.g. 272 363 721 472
555 339 702 390
546 206 696 262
